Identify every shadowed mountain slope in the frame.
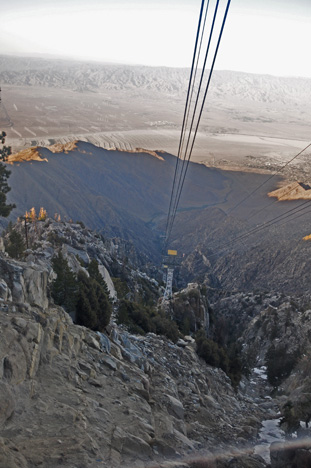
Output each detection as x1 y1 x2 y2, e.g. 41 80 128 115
5 141 311 291
5 141 233 257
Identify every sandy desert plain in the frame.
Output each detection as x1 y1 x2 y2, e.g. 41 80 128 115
1 59 311 182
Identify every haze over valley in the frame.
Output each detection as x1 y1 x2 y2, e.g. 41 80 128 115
1 55 311 178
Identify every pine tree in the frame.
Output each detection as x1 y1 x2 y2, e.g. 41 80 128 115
6 230 25 259
0 162 15 217
51 252 77 312
0 131 14 216
51 255 112 331
76 289 97 329
95 281 112 330
76 270 112 331
87 259 110 297
0 131 12 162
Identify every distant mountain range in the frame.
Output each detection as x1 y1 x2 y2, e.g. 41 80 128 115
1 55 311 106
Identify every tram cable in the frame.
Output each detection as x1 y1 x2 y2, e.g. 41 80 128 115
165 0 211 245
204 197 311 261
164 0 232 250
161 0 310 292
226 141 311 217
167 0 221 243
164 0 207 246
201 142 311 258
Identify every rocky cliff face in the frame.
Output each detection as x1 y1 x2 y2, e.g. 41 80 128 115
3 217 161 303
2 218 311 467
0 219 274 468
0 286 267 467
168 283 211 334
0 255 51 308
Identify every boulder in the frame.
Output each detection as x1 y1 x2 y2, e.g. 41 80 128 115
0 257 49 308
66 245 90 265
111 426 152 458
166 395 185 420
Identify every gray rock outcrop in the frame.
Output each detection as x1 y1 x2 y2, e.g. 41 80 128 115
0 219 275 467
0 299 266 468
0 256 50 308
169 283 210 333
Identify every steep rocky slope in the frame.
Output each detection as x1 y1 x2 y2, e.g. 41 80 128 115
1 218 311 466
0 300 267 468
169 202 311 295
0 219 272 468
4 142 288 261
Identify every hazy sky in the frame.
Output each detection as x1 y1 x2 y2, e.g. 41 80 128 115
1 0 311 77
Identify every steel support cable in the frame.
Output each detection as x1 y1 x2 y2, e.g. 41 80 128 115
201 204 311 262
280 205 311 234
164 0 206 246
166 0 221 244
204 198 311 260
246 181 301 222
236 200 311 252
166 0 232 246
277 205 311 228
167 1 230 246
206 179 310 255
199 143 311 257
165 0 209 250
165 0 211 249
231 199 311 243
174 0 211 196
245 158 311 223
226 142 311 216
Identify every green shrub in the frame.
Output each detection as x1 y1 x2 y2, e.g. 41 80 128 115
195 329 229 372
47 231 64 246
117 300 179 343
76 220 85 228
281 400 300 433
152 313 179 343
195 329 242 387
